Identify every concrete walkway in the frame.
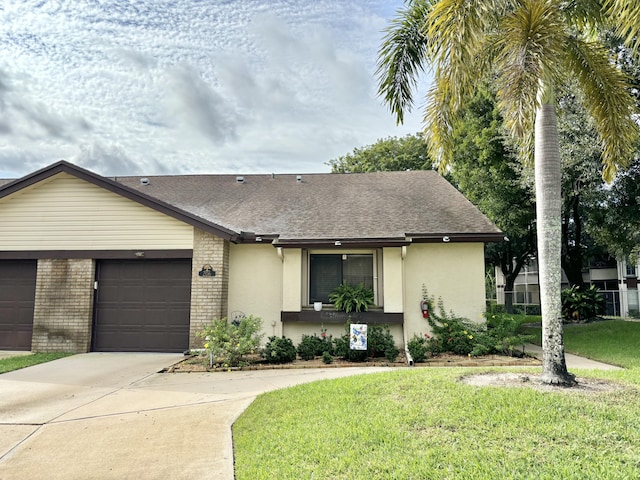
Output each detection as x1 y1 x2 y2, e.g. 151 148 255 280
0 349 622 479
524 344 623 370
0 353 385 479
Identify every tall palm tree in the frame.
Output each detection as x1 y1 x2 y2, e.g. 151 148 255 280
378 0 639 385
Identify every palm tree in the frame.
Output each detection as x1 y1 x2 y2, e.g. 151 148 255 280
378 0 639 385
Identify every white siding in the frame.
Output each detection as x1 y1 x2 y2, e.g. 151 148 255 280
0 173 193 250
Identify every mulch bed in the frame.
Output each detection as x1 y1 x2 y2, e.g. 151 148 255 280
165 351 541 373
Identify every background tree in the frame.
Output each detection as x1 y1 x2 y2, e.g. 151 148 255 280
327 134 432 173
589 157 640 261
449 86 536 313
377 0 639 385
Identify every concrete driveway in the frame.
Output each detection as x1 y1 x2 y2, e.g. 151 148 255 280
0 353 384 480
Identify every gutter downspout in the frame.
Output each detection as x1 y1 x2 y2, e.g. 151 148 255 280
401 245 414 366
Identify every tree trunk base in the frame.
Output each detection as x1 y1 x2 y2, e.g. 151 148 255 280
541 371 577 387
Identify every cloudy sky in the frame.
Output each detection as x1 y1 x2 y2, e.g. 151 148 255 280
0 0 429 179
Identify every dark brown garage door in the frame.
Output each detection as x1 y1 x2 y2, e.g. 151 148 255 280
92 259 192 353
0 260 37 350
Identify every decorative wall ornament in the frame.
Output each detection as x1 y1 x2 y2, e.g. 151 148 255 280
198 264 216 277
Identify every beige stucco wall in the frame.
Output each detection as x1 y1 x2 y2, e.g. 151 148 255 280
0 173 193 250
228 244 284 339
403 243 486 340
282 248 302 312
382 247 404 313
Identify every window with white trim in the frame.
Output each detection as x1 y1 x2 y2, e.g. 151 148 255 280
307 252 377 305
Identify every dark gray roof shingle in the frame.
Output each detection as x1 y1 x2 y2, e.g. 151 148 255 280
114 170 501 241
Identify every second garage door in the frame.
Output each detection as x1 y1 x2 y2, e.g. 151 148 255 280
92 259 192 353
0 260 37 350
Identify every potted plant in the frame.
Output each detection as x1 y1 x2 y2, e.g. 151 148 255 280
328 282 374 313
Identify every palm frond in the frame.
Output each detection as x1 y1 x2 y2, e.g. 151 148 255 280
426 0 496 110
424 81 457 169
376 0 432 124
422 0 500 167
602 0 640 52
565 37 639 181
493 0 567 162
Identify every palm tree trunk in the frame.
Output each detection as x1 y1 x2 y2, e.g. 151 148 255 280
534 100 575 386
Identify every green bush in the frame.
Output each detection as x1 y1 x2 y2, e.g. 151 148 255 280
322 351 334 364
333 334 368 361
199 315 263 367
422 286 533 357
407 333 431 362
424 296 483 355
368 324 398 361
561 285 605 322
262 336 297 364
476 313 534 356
296 331 334 360
333 323 397 361
328 282 374 313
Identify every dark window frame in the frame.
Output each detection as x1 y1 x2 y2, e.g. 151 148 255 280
307 251 378 305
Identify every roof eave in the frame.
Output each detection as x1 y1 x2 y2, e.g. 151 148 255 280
272 238 412 248
407 232 505 243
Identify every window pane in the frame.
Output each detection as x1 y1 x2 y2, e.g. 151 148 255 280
309 255 342 303
343 255 373 289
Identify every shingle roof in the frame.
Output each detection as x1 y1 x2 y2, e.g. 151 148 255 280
0 162 502 245
114 170 502 243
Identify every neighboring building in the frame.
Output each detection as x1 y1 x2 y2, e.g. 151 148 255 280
0 161 503 353
495 255 640 317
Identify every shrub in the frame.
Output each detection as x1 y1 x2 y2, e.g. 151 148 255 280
333 323 397 361
367 324 397 360
475 313 534 356
296 335 318 360
328 282 374 313
297 331 334 360
384 344 399 362
262 336 297 364
199 315 263 367
322 351 334 364
424 296 483 356
561 285 605 322
421 286 533 357
407 333 431 363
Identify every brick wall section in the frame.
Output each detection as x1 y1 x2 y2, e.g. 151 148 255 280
189 229 230 347
32 259 95 353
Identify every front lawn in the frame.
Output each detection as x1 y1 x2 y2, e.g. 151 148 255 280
233 320 640 479
524 319 640 369
0 353 72 374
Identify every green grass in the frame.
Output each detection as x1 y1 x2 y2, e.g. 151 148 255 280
524 320 640 369
233 320 640 479
0 353 72 374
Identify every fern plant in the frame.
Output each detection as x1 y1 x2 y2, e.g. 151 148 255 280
328 282 374 313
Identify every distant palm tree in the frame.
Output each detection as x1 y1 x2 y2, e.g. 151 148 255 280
378 0 639 385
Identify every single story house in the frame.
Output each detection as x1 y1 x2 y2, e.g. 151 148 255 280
0 161 503 354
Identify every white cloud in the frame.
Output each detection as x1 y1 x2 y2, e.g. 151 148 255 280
0 0 428 179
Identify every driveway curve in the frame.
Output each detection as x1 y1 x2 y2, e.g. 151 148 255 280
0 353 384 479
